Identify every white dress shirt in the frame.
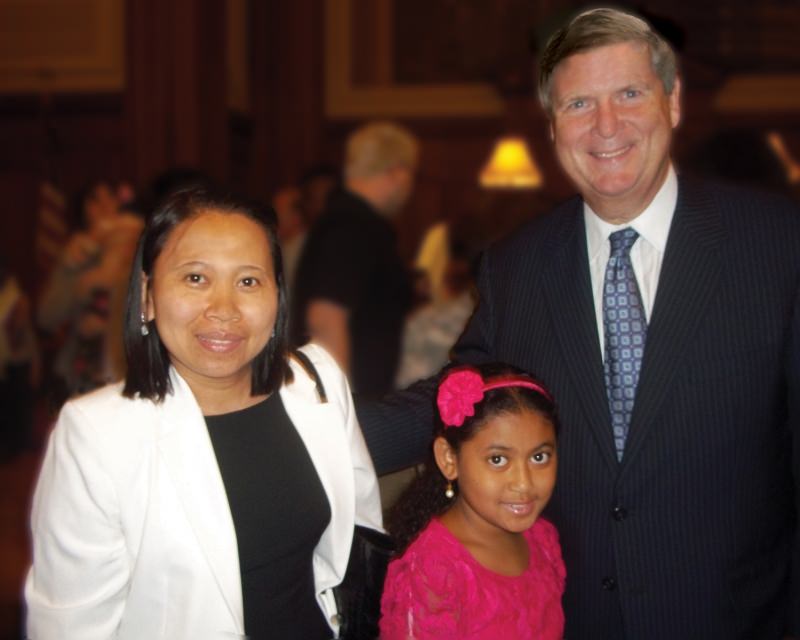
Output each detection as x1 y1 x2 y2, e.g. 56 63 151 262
585 166 678 357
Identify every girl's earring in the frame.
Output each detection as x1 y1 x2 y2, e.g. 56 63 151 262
140 313 149 337
445 481 455 499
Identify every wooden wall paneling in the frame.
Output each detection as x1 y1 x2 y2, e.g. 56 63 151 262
247 0 271 202
125 0 170 186
228 114 254 196
170 0 202 167
226 0 251 115
324 0 504 118
0 95 126 293
0 171 42 296
226 0 253 195
125 0 229 188
199 0 230 183
0 0 124 93
249 0 327 202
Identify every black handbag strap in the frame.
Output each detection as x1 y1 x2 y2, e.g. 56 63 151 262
291 349 328 404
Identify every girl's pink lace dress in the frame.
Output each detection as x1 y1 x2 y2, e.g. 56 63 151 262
380 517 565 639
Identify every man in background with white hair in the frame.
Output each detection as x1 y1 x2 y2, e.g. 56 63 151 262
291 121 417 398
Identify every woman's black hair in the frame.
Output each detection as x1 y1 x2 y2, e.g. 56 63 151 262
122 187 292 402
386 362 558 554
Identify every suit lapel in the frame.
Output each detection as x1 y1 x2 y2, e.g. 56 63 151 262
621 178 725 471
542 205 620 473
157 372 244 634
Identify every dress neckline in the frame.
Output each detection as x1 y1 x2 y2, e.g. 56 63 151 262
204 393 275 423
430 517 537 580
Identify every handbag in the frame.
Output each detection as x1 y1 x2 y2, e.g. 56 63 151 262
291 350 395 639
333 525 396 640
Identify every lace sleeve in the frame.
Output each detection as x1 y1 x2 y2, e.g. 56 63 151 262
381 530 482 639
536 519 566 589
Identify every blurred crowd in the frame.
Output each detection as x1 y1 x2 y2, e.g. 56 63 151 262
2 121 797 471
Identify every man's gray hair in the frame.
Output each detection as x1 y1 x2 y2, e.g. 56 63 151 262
345 121 419 179
538 8 678 115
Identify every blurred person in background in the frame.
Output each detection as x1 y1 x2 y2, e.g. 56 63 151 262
0 260 38 461
291 122 417 399
36 180 143 403
394 217 483 390
272 186 306 295
298 164 339 226
380 218 482 511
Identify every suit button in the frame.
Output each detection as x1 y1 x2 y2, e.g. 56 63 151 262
611 505 628 521
602 576 617 591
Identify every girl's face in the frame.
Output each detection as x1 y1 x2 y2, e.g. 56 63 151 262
436 408 557 538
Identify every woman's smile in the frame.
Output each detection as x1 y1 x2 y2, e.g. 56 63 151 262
196 331 246 353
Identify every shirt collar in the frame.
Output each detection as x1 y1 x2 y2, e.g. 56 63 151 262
585 165 678 262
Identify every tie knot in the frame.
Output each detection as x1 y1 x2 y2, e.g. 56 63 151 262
609 228 639 257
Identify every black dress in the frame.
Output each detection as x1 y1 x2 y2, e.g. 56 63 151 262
206 393 332 639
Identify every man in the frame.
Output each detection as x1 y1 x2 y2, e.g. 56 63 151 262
291 121 416 398
358 9 799 639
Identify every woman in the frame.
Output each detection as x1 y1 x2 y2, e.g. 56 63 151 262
37 180 143 399
25 188 383 639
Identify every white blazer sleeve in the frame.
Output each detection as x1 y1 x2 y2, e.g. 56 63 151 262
25 401 130 640
306 343 383 532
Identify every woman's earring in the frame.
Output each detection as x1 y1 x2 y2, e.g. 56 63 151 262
445 481 455 499
140 313 149 337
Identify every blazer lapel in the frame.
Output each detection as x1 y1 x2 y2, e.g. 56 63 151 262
157 371 244 634
621 178 725 471
280 361 353 521
280 367 353 580
542 205 620 473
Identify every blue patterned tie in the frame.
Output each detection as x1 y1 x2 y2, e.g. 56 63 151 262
603 228 647 461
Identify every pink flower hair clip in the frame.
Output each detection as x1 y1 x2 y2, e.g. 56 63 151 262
436 367 553 428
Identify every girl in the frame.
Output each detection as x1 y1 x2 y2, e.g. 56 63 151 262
380 363 564 639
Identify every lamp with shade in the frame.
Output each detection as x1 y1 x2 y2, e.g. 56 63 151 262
479 135 543 189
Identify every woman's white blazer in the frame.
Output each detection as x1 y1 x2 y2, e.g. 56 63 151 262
25 343 383 639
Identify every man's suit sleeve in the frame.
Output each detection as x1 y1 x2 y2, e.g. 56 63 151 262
355 377 438 476
790 278 800 635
